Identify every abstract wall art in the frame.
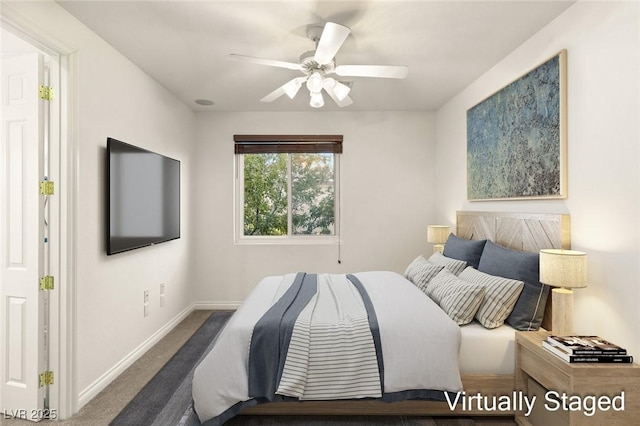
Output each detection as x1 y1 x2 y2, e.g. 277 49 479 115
467 50 567 201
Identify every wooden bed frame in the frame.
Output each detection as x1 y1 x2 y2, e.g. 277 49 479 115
243 211 571 417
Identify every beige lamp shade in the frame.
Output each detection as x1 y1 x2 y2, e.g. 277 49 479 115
539 249 588 289
427 225 450 245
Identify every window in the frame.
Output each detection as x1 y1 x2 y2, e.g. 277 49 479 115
235 135 341 242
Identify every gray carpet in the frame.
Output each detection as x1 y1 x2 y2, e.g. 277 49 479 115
111 310 514 426
110 311 233 426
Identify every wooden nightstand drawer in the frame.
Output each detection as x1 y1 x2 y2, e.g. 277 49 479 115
527 377 568 426
520 346 571 394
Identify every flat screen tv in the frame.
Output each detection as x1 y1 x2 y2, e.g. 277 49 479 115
107 137 180 255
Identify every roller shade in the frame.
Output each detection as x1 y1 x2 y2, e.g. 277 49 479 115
234 134 343 154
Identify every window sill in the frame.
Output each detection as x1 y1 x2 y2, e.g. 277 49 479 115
234 236 339 246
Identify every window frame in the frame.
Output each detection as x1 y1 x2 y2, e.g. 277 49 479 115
234 135 341 245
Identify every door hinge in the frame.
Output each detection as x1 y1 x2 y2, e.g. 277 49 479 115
39 275 54 291
39 181 54 195
39 85 54 101
39 371 54 387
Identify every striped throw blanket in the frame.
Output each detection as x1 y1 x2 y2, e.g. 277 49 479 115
248 273 383 402
277 274 381 399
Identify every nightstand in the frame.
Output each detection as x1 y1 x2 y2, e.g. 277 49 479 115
515 331 640 425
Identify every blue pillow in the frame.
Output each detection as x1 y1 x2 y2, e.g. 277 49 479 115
477 241 549 331
442 234 486 269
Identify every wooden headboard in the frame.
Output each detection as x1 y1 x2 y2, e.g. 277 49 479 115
456 211 570 251
456 211 571 331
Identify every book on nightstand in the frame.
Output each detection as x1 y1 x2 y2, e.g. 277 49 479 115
547 335 627 355
543 336 633 363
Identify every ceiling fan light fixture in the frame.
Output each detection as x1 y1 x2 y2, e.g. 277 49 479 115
283 79 303 99
332 80 351 101
306 71 324 93
309 91 324 108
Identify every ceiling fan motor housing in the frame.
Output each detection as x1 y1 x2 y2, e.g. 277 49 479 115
299 50 335 75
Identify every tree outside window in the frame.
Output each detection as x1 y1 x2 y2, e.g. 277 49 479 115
242 153 336 236
235 135 341 241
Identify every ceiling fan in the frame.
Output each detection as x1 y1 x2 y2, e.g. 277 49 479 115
230 22 408 108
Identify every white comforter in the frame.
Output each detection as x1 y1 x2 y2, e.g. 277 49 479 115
192 271 463 424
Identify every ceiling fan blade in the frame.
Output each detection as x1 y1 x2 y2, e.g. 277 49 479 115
314 22 350 65
323 78 353 107
229 54 301 71
335 64 408 79
325 90 353 108
260 87 286 103
260 77 307 102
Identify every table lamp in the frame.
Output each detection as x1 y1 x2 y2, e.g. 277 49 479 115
427 225 450 254
539 249 588 336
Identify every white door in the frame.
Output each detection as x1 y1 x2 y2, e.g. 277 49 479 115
0 53 46 420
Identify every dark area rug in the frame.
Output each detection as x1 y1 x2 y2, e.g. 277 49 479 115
110 311 233 426
111 310 515 426
223 415 512 425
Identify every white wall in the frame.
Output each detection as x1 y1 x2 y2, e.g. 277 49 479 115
192 111 436 303
436 1 640 356
8 0 638 415
4 0 197 406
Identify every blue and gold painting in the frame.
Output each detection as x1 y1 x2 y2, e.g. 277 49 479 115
467 51 566 200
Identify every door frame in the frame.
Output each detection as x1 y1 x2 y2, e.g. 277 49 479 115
1 5 78 419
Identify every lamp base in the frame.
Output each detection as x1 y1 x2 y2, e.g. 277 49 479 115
433 244 444 254
551 287 574 336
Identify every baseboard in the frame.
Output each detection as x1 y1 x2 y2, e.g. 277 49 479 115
77 303 195 409
193 301 242 310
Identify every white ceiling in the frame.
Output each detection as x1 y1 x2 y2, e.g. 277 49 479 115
57 0 574 112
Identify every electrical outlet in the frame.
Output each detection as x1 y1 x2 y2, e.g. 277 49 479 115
144 289 150 317
160 283 165 307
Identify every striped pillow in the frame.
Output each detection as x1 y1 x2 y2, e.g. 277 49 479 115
403 255 427 278
427 252 467 275
426 269 485 325
404 255 444 292
459 267 524 329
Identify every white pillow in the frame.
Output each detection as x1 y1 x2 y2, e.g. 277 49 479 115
426 269 485 325
459 267 524 329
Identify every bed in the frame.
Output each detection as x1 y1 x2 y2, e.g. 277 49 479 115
192 211 570 423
